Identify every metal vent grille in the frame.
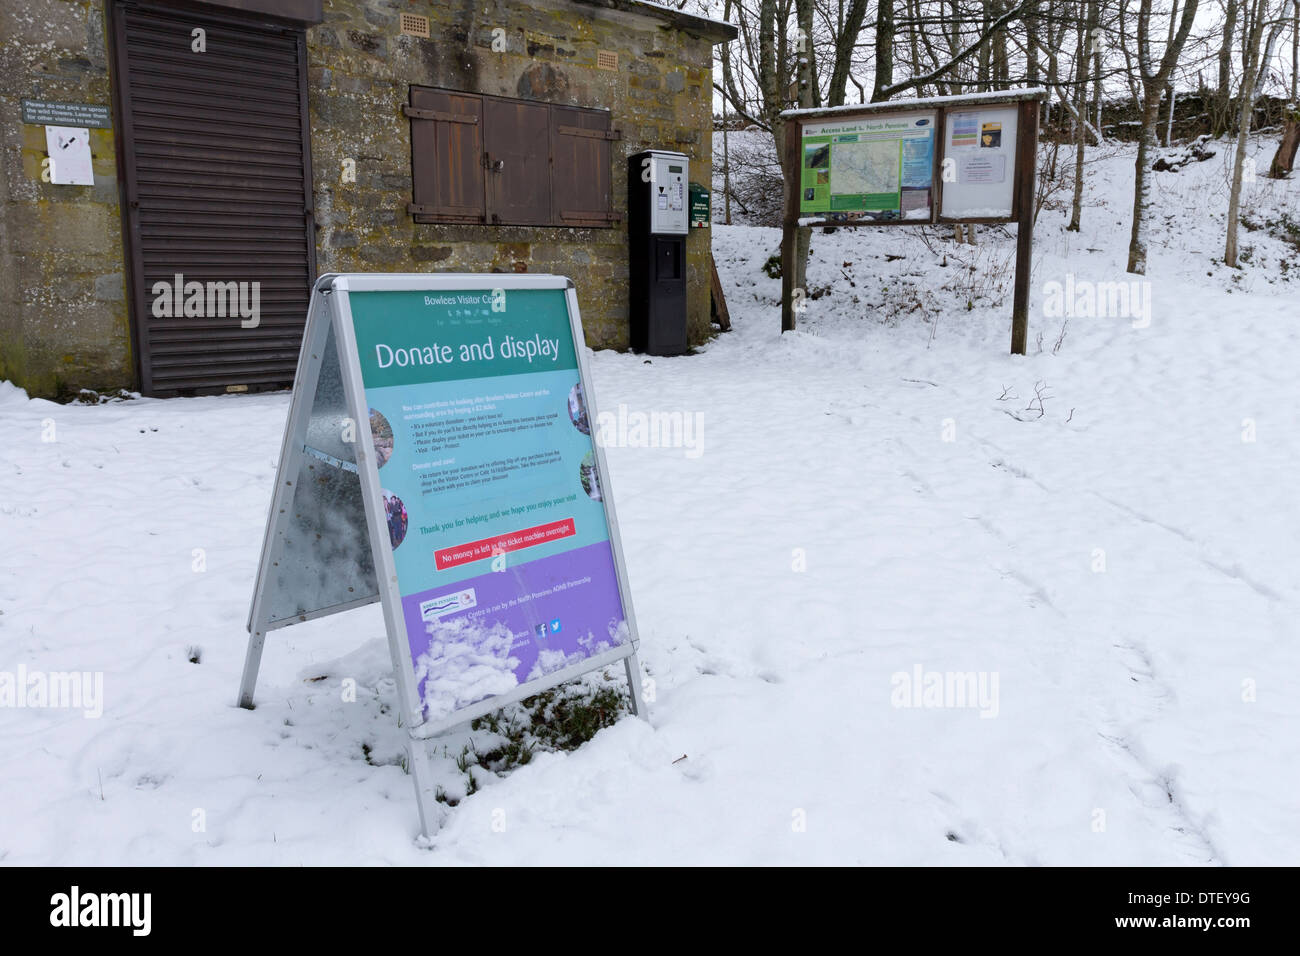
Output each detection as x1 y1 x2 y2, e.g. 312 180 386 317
400 14 429 38
597 50 618 70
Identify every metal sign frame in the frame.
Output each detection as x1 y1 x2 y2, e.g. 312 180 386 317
239 272 648 837
779 88 1046 354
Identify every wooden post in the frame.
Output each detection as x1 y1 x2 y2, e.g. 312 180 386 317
780 120 801 333
709 253 731 331
1010 99 1039 355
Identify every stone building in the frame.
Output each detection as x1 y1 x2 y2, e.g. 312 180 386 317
1 0 734 397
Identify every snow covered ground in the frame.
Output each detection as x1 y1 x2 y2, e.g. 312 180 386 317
1 134 1297 865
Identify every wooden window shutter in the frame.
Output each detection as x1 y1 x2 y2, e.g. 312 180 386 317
408 88 485 223
551 105 620 226
483 98 551 225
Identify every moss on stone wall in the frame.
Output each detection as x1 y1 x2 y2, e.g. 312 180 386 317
0 0 131 398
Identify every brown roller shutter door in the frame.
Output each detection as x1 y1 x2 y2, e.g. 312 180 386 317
110 0 316 396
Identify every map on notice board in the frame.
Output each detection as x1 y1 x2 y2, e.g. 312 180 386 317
799 111 937 221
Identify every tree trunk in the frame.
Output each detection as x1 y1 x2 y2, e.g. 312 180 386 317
1044 8 1061 128
1025 0 1040 87
1126 0 1200 274
1292 0 1298 101
872 0 895 101
907 0 923 95
757 0 779 129
1068 0 1089 231
1268 112 1299 177
1216 0 1240 136
977 1 992 91
991 0 1009 89
1126 100 1162 273
1092 15 1104 132
1226 0 1269 268
826 0 869 106
1254 19 1287 100
1162 0 1180 146
794 0 814 293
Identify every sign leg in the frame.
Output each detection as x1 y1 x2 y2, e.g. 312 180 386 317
237 628 267 709
624 650 649 721
407 736 446 840
780 124 801 333
1011 98 1039 355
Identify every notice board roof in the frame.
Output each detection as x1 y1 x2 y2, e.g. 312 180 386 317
781 87 1048 121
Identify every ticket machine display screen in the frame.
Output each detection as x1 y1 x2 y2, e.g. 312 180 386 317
650 154 689 236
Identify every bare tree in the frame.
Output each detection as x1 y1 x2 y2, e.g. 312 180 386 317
793 0 816 294
1293 0 1299 99
1126 0 1200 275
1216 0 1242 135
1068 0 1097 231
825 0 871 105
1225 0 1288 266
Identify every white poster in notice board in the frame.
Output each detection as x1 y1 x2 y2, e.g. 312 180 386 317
940 105 1018 219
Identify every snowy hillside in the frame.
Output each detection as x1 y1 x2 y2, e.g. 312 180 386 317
1 134 1297 864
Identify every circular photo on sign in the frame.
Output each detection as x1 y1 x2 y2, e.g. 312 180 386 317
579 451 603 502
369 408 394 469
382 490 408 549
568 382 590 436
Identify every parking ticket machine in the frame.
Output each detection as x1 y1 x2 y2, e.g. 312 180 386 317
628 150 689 355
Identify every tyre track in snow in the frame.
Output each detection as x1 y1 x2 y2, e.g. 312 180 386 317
957 429 1240 863
886 403 1226 863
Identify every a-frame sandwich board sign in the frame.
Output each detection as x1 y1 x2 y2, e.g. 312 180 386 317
239 273 648 838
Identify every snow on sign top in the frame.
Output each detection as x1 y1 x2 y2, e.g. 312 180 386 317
781 87 1048 120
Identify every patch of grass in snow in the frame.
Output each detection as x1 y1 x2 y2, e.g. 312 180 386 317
1242 211 1300 252
472 679 628 771
69 387 138 405
427 676 631 807
522 681 629 751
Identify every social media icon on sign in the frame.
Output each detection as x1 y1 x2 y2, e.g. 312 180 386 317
549 619 562 634
534 624 547 639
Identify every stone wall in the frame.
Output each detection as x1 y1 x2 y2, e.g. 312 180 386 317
308 0 721 350
0 0 725 398
0 0 130 398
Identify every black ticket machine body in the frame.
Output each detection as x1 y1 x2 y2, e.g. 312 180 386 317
628 149 689 355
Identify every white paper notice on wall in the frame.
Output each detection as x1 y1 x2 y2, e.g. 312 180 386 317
45 125 94 185
940 106 1017 219
958 154 1006 185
